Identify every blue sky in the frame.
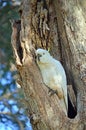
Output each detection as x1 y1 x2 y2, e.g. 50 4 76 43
0 65 32 130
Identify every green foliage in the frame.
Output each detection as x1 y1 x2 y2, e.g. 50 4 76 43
0 2 20 66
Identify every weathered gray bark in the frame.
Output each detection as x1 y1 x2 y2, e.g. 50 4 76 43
11 0 86 130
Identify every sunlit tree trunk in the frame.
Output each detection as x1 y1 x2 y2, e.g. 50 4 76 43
11 0 86 130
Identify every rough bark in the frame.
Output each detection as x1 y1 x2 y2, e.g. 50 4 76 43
11 0 86 130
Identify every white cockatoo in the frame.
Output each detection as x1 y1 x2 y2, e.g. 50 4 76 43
36 48 68 115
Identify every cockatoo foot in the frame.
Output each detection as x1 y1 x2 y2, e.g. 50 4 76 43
48 88 57 96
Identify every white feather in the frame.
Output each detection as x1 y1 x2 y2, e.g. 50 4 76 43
36 48 68 115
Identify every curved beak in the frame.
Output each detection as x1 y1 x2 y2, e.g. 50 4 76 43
36 54 42 61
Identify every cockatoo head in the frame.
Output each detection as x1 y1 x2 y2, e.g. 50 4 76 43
36 48 52 64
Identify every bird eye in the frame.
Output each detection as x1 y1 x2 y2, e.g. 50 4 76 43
43 53 45 55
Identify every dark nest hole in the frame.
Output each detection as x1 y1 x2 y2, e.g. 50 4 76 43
68 95 77 118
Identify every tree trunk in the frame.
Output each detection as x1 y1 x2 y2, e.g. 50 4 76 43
11 0 86 130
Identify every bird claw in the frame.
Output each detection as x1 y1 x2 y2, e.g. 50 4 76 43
48 88 57 96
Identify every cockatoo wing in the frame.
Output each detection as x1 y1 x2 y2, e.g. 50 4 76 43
53 59 68 111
